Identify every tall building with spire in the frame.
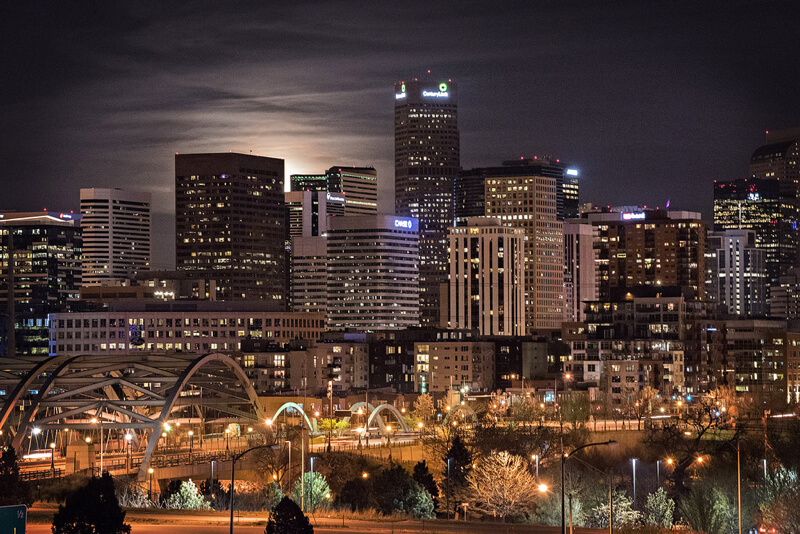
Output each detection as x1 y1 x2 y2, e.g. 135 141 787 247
394 77 459 326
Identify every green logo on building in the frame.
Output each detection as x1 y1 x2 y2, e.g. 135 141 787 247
439 83 448 92
401 84 406 93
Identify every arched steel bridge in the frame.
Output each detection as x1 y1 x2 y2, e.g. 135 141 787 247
0 352 413 481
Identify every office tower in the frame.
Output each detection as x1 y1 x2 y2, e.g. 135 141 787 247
394 78 459 326
455 168 486 227
290 237 328 313
475 160 564 331
0 212 82 356
80 188 151 285
326 215 419 330
175 153 286 303
290 166 378 215
707 230 767 317
770 267 800 319
325 166 378 215
581 210 707 300
563 222 598 322
714 178 796 290
285 191 344 238
559 168 580 220
445 217 525 336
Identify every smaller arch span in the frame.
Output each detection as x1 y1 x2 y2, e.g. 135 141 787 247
443 404 477 426
270 402 318 434
367 404 409 433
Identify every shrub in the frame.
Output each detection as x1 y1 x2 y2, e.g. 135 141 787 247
52 472 131 534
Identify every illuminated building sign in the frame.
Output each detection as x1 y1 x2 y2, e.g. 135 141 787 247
566 169 579 176
326 192 345 202
395 92 407 100
394 218 415 229
422 90 449 98
621 212 646 221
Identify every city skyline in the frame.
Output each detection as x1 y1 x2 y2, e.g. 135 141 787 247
2 1 798 269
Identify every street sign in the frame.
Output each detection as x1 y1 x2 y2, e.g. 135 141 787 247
0 504 26 534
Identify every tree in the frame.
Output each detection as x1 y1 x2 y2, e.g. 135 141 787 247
757 466 800 531
412 460 439 510
317 418 348 436
166 479 210 510
265 481 284 512
586 489 641 528
52 472 131 534
337 477 375 511
372 464 434 518
644 488 674 528
265 497 313 534
291 472 331 513
440 434 472 516
466 451 540 522
412 393 435 425
677 482 730 534
0 446 32 506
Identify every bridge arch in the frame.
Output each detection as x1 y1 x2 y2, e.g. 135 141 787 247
443 404 477 426
367 404 409 433
137 352 265 480
270 402 318 434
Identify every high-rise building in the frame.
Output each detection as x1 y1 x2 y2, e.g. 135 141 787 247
394 78 459 326
445 217 525 336
326 215 419 330
290 236 328 314
581 210 707 301
285 190 344 238
290 166 378 215
714 179 797 292
80 188 151 285
770 267 800 319
707 230 767 317
475 160 564 331
175 153 286 303
559 168 581 221
0 212 82 356
563 221 598 322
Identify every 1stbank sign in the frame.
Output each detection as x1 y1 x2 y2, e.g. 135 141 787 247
0 504 27 533
621 212 646 221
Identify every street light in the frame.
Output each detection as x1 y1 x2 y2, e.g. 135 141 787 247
225 428 230 452
229 443 276 534
125 433 133 471
562 441 617 534
631 459 638 507
188 430 194 458
285 440 292 493
50 442 56 471
148 467 154 500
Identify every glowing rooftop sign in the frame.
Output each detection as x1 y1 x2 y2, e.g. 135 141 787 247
394 218 414 229
566 169 579 176
621 212 646 221
395 92 407 100
326 192 345 202
422 90 449 98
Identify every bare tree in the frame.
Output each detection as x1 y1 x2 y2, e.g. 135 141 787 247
466 451 540 522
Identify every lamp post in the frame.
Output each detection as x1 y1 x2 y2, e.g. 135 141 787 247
188 430 194 459
91 417 104 473
631 458 637 507
285 440 292 493
656 459 660 487
309 457 318 513
446 457 453 520
148 467 154 500
229 444 275 534
125 433 133 471
50 442 56 472
562 441 617 534
327 381 333 453
225 428 230 452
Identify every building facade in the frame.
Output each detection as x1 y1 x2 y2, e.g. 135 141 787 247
326 215 419 330
80 188 151 285
563 222 598 322
290 236 328 314
707 230 767 317
479 160 565 331
445 217 525 336
175 153 286 303
1 213 82 356
285 190 344 238
290 166 378 216
49 302 324 356
770 267 800 319
394 79 460 327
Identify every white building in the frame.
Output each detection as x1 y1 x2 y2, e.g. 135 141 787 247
326 215 419 330
285 190 344 238
708 230 767 317
563 222 598 322
445 217 525 336
290 236 328 314
80 188 151 286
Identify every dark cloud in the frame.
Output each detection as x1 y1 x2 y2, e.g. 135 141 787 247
1 0 798 266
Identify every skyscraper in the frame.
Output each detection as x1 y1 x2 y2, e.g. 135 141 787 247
707 229 767 317
472 160 565 331
175 152 286 303
326 215 419 330
394 78 459 326
80 188 151 285
445 217 525 336
290 166 378 215
0 212 82 356
563 221 598 322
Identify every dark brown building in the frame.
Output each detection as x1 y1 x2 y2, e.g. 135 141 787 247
175 153 286 304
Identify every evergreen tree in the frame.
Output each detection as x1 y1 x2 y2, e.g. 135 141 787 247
440 435 472 516
412 460 439 509
166 479 210 510
644 487 674 528
0 446 32 506
52 472 131 534
290 472 331 513
265 497 313 534
372 464 434 518
337 477 375 511
265 481 284 511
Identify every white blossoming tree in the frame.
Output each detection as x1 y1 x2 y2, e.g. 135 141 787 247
466 451 540 522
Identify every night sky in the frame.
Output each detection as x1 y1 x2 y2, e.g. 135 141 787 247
2 1 798 268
